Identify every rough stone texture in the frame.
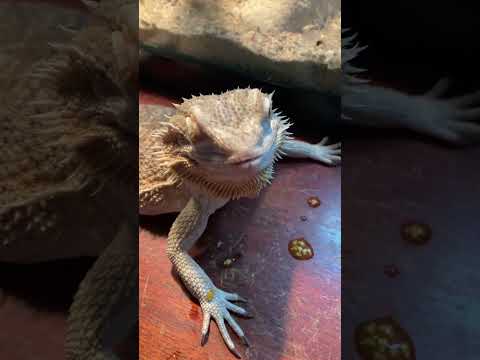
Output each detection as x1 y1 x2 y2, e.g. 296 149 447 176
140 0 341 94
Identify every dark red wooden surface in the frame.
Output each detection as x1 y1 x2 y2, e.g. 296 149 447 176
0 259 88 360
342 132 480 360
340 30 480 358
0 291 66 360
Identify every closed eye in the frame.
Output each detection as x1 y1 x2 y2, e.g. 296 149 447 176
193 152 225 163
191 142 227 163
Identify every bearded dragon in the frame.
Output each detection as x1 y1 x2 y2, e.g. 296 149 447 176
139 88 341 357
0 1 137 359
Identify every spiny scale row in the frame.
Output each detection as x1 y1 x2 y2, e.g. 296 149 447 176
179 165 274 200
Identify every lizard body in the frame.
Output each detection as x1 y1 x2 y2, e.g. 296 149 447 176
1 1 137 359
139 88 341 357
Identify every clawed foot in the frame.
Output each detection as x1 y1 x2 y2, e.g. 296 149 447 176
313 137 341 165
200 287 252 358
413 78 480 145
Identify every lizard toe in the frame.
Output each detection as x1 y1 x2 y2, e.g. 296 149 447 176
199 287 251 355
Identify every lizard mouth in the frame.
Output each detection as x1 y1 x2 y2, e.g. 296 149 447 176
225 133 276 168
229 154 263 166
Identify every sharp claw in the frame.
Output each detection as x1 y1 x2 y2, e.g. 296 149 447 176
237 295 248 302
201 331 209 346
242 312 254 319
241 335 251 347
230 347 242 359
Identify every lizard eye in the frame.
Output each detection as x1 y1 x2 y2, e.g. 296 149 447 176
163 129 189 147
175 134 189 146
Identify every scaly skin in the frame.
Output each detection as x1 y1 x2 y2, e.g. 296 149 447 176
65 223 138 360
139 90 341 357
0 1 137 359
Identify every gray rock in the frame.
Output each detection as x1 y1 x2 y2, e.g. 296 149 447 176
140 0 341 94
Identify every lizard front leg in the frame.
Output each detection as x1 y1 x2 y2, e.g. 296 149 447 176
343 81 480 146
167 195 250 358
281 137 341 165
65 223 137 360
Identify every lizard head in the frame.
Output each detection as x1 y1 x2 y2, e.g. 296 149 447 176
159 88 292 198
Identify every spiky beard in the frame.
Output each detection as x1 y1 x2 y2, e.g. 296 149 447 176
166 115 292 200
